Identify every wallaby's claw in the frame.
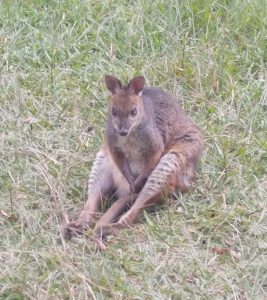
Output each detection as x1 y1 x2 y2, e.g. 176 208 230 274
61 221 88 240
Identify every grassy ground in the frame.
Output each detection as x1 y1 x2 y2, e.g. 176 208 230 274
0 0 266 299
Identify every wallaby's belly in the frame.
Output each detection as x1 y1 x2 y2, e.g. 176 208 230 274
118 136 144 178
125 146 144 177
128 154 144 177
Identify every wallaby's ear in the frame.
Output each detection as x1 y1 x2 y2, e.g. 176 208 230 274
127 76 145 95
105 75 122 94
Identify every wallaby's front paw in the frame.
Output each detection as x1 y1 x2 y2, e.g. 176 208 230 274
61 221 88 240
133 175 147 193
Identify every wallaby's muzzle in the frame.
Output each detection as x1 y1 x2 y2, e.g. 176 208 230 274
118 128 128 136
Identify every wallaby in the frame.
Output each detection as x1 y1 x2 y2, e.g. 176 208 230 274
62 75 203 248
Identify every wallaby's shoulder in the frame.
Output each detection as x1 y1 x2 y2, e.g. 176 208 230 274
142 86 187 130
142 86 184 114
142 86 181 101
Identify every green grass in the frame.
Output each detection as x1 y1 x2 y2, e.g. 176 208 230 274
0 0 266 299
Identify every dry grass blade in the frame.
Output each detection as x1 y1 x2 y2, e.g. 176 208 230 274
0 0 266 299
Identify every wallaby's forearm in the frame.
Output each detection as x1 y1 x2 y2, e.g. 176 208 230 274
109 148 135 187
131 147 163 193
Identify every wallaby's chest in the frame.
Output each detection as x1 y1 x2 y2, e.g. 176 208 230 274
117 135 145 177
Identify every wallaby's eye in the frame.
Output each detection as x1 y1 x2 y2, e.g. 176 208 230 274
112 107 118 117
130 108 137 116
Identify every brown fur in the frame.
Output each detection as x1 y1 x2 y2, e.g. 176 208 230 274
61 75 203 247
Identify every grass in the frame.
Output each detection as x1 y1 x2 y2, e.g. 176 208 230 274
0 0 266 299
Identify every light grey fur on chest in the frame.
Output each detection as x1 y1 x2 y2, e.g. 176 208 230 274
117 135 144 177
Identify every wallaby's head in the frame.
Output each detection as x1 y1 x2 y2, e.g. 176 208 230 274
105 75 145 137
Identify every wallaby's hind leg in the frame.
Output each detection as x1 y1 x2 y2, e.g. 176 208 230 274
96 141 202 240
93 152 177 240
61 148 114 240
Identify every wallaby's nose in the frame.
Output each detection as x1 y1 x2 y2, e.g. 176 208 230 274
118 128 128 136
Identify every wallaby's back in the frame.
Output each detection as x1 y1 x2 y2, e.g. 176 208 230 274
142 87 202 152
